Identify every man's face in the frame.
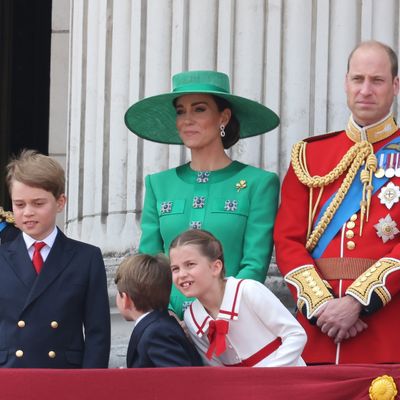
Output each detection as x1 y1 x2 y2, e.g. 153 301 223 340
345 44 399 126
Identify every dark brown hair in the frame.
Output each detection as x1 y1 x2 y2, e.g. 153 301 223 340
347 40 398 79
6 149 65 199
173 95 240 150
114 253 172 312
212 95 240 149
169 229 225 278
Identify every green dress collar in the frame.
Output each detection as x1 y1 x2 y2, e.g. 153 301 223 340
176 160 246 184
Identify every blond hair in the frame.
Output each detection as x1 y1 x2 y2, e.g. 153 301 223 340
6 149 65 199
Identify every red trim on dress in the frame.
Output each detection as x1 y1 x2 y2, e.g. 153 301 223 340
225 337 282 367
189 303 210 335
219 279 244 320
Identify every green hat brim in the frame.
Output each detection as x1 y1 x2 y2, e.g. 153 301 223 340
124 90 279 145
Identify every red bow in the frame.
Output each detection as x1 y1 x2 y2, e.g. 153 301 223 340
206 319 229 360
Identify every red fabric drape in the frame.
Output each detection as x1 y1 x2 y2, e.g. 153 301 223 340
1 364 399 400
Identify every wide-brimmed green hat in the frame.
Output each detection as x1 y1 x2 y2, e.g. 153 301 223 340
124 70 279 144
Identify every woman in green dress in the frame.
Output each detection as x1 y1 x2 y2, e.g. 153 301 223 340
125 70 280 319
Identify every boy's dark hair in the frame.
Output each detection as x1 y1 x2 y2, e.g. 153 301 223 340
170 229 225 278
114 253 172 312
6 149 65 199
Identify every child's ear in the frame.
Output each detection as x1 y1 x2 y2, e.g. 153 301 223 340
120 292 134 310
211 259 223 277
56 194 67 212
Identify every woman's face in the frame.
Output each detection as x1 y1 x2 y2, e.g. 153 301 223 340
175 94 231 151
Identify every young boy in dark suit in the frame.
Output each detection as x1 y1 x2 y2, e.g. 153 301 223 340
114 253 202 368
0 150 110 368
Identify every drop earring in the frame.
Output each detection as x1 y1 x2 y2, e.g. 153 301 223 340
220 124 226 137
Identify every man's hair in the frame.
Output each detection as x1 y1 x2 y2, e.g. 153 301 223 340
170 229 225 278
6 149 65 199
347 40 398 79
114 253 172 312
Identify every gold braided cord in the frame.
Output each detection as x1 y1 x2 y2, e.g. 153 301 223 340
291 140 376 252
0 207 15 224
291 141 371 188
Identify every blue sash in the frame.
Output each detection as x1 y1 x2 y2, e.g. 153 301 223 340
0 221 6 233
311 136 400 258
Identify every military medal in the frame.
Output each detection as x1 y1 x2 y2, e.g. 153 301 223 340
385 153 395 178
375 154 385 178
374 214 400 243
378 182 400 209
395 153 400 177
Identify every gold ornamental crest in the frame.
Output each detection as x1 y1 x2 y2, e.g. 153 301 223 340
369 375 398 400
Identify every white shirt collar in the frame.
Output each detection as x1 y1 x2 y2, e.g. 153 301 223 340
22 226 58 251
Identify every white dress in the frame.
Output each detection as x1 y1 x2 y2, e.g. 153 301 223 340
184 277 307 367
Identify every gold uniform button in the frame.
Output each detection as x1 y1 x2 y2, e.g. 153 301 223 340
370 267 377 272
17 320 25 328
350 214 358 222
366 272 371 277
355 281 362 287
376 262 381 267
48 351 56 359
347 241 356 250
346 230 354 239
51 321 59 329
346 221 356 229
15 350 23 358
361 276 367 282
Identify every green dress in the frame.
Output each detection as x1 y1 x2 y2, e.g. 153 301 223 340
139 161 280 319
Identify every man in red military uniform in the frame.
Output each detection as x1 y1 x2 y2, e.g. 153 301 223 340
274 40 400 364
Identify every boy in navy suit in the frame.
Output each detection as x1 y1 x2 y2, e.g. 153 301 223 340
115 253 202 367
0 150 110 368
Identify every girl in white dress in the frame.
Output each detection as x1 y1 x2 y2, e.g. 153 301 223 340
169 229 307 367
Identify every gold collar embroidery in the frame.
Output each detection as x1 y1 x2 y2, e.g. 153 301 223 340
346 114 398 144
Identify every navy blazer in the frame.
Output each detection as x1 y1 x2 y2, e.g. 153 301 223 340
0 229 111 368
126 310 202 368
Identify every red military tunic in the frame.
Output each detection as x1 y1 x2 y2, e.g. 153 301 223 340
274 115 400 364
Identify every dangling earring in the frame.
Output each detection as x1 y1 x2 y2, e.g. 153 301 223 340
220 124 226 137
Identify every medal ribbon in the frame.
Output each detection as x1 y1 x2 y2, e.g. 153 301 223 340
312 135 400 259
